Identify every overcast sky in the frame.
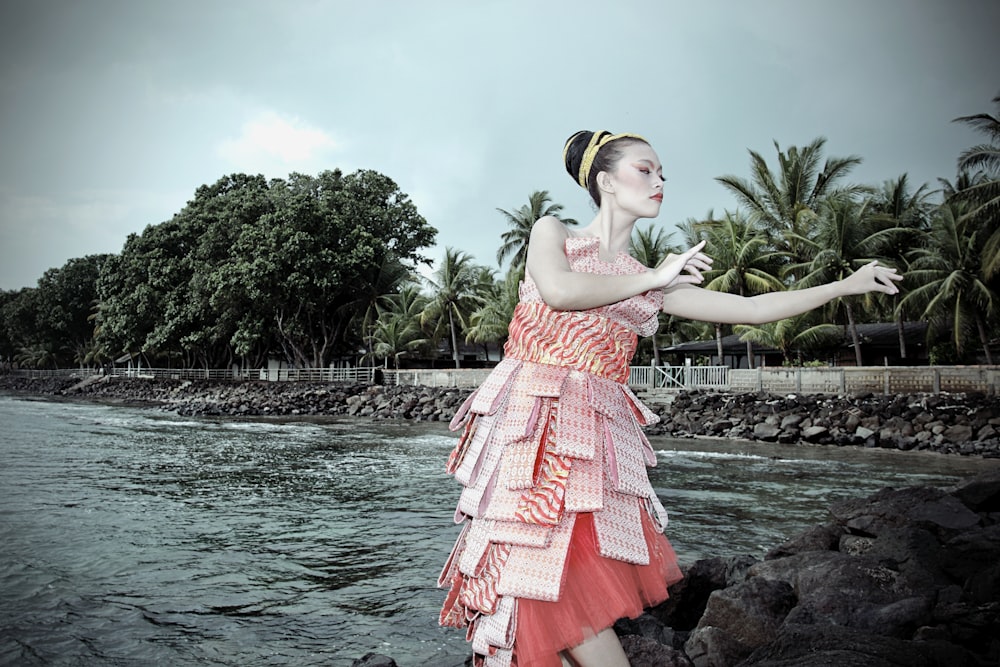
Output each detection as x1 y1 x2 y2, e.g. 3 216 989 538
1 0 997 290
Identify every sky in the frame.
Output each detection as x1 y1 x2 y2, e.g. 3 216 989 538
1 0 998 290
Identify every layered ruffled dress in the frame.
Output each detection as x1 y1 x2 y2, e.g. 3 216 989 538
438 237 683 667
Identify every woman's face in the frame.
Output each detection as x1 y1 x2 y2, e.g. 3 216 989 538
604 142 665 218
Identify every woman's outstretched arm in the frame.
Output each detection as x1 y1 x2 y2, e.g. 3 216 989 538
660 261 902 325
526 217 711 311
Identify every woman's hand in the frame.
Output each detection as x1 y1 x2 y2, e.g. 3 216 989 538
839 260 903 296
653 240 713 289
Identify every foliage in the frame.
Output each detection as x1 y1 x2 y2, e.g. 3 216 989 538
367 283 431 368
900 200 998 364
467 266 521 353
93 170 435 368
496 190 576 276
0 255 109 368
735 314 841 365
715 137 868 277
700 211 786 367
952 92 1000 277
420 247 484 368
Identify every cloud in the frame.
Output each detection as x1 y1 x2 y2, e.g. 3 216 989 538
216 111 339 175
0 187 188 289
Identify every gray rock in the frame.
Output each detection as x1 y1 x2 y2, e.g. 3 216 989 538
829 486 980 539
800 425 829 442
350 653 397 667
620 634 692 667
753 423 781 441
687 577 795 659
739 623 973 666
766 522 843 559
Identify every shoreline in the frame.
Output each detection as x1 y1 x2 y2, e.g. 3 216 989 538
2 374 998 458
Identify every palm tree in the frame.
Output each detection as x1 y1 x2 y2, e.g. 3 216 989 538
900 200 997 364
496 191 577 275
734 314 841 366
629 224 680 366
870 174 932 361
701 211 786 368
368 283 429 368
74 338 109 370
716 138 867 276
343 253 416 364
421 248 484 368
952 93 1000 278
467 267 521 357
15 343 59 369
787 196 908 366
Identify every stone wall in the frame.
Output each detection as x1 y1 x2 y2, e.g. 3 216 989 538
728 365 1000 395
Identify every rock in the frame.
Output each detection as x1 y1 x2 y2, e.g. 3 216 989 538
855 425 876 440
800 425 829 442
753 423 781 441
350 654 397 667
766 522 843 559
829 486 981 539
620 634 692 667
739 623 974 666
943 424 975 443
684 577 795 663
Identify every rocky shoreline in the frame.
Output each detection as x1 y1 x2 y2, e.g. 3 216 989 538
2 375 999 458
354 471 1000 667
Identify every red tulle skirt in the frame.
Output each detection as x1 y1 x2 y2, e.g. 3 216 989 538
513 511 683 667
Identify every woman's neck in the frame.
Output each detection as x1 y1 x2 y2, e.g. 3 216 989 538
576 208 637 260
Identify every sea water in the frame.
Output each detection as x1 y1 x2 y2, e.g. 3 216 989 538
1 394 993 666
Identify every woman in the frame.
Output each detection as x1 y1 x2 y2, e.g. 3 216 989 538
438 131 901 667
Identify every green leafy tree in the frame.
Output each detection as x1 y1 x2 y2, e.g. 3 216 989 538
716 138 867 276
870 174 932 361
629 224 680 365
467 266 521 356
15 342 60 370
901 200 997 363
421 247 483 368
787 196 907 366
1 288 42 366
735 314 841 366
0 290 19 367
496 190 576 276
953 93 1000 278
343 252 418 365
369 284 430 368
97 169 435 369
35 254 112 368
701 212 786 368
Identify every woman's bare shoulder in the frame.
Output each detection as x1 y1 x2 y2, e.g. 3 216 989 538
531 215 572 237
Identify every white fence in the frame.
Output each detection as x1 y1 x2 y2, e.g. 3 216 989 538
6 364 998 394
628 365 729 389
6 366 378 383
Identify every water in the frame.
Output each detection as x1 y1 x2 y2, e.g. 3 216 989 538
1 394 995 666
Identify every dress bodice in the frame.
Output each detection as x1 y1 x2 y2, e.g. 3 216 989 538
503 237 663 383
519 236 662 337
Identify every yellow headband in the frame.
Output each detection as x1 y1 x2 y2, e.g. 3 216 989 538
573 131 647 188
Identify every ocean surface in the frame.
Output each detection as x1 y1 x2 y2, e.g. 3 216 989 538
1 393 995 666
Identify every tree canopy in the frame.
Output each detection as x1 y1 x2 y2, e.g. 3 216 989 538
19 169 437 370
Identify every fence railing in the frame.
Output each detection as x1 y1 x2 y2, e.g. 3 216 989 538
5 365 998 394
627 365 729 389
3 366 379 383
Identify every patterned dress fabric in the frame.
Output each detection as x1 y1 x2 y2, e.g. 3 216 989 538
439 237 677 666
